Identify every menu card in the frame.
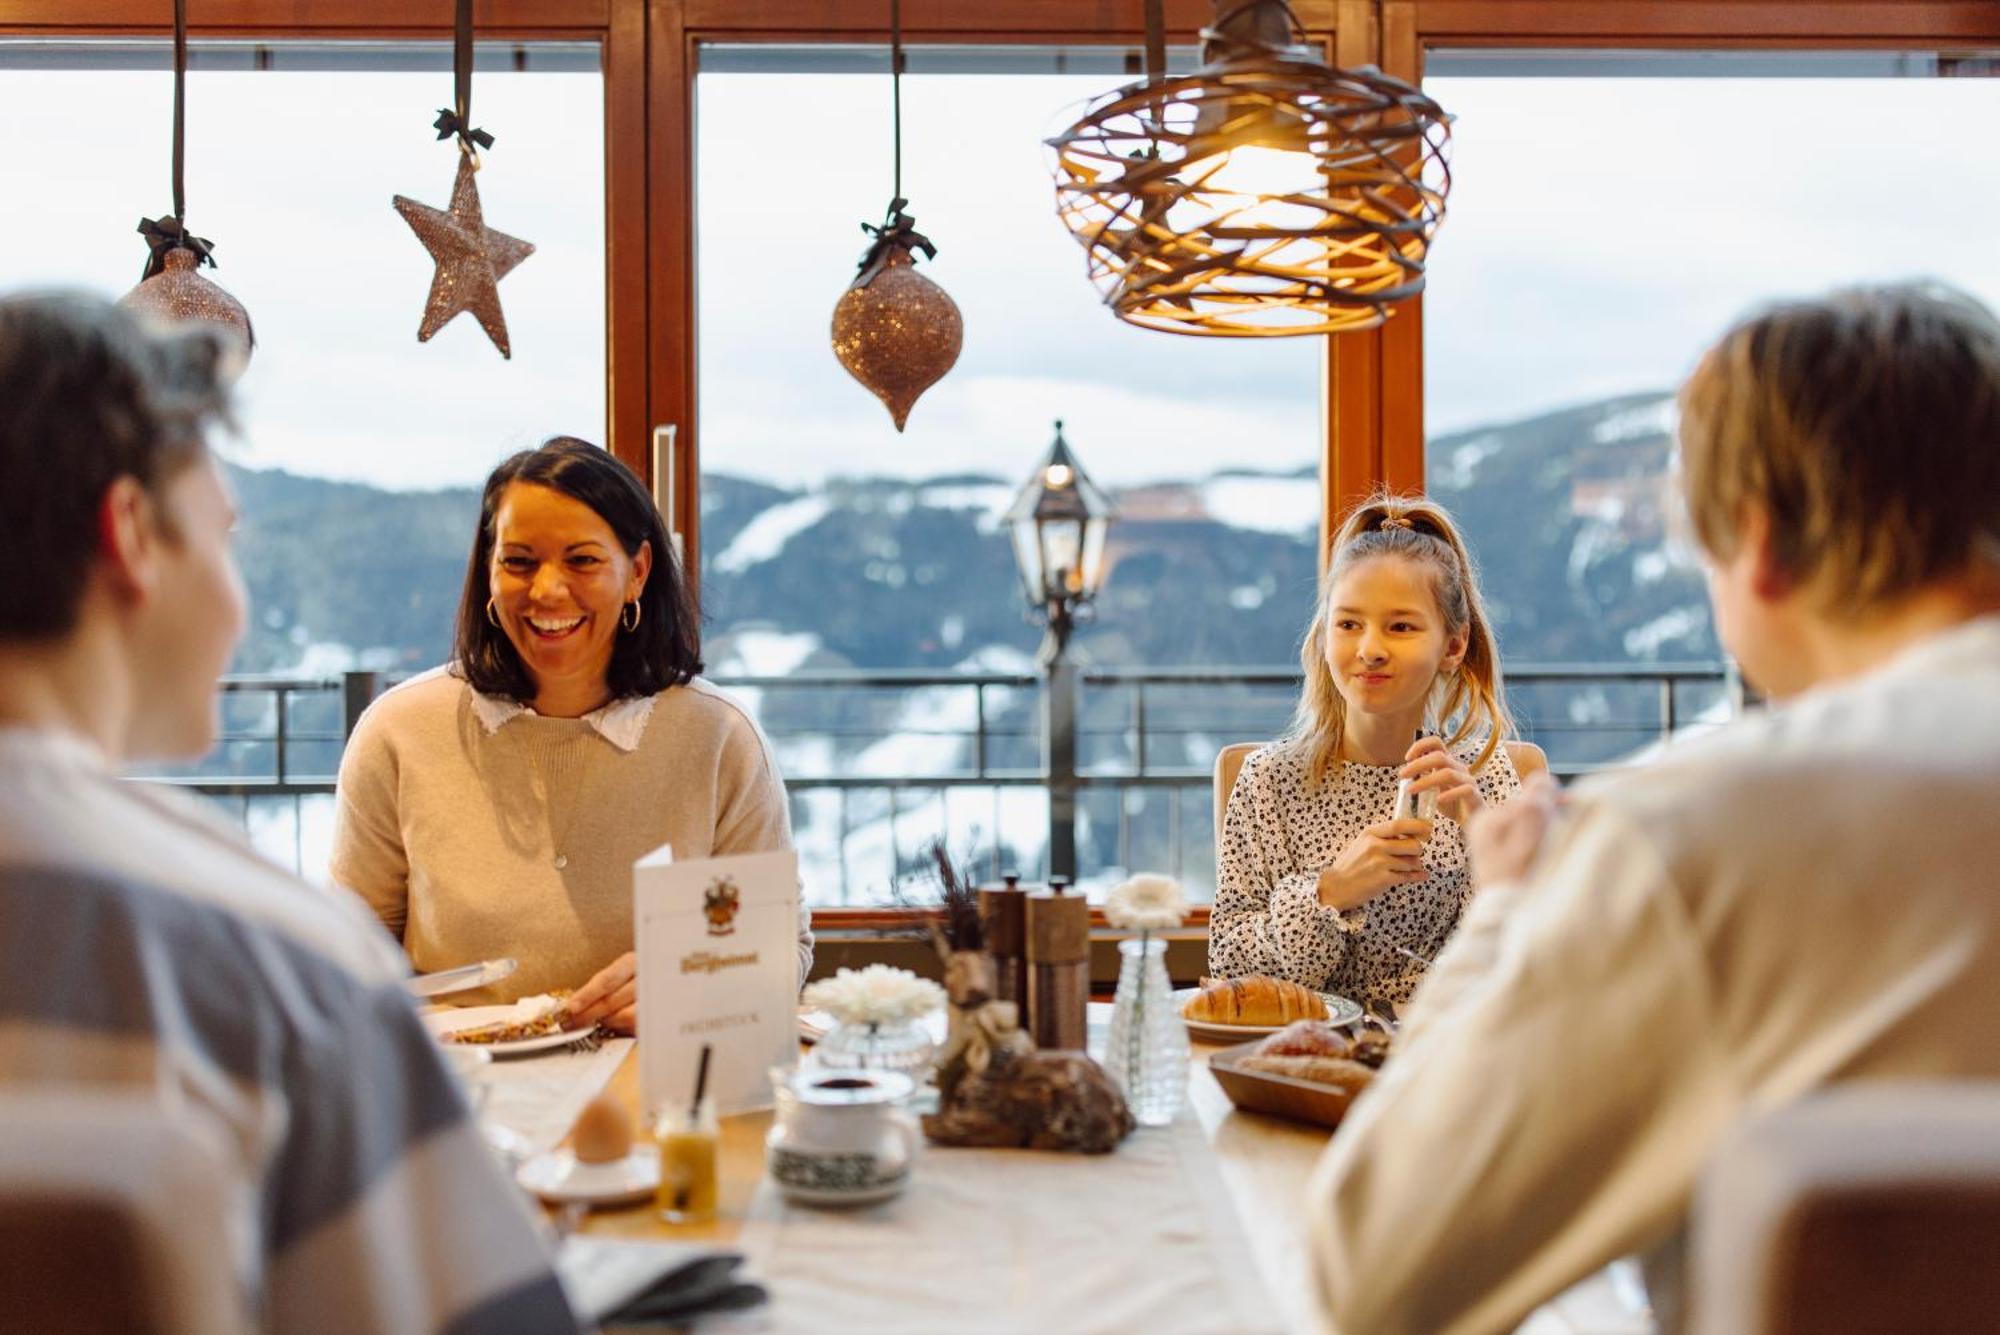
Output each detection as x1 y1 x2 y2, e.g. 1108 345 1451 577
635 845 800 1117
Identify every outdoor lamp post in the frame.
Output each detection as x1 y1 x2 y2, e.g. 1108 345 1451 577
1004 421 1115 881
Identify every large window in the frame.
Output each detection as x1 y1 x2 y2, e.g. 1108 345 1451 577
1421 50 2000 767
696 48 1319 903
1 39 607 870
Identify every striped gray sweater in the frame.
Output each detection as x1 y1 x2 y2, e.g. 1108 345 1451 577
0 726 580 1335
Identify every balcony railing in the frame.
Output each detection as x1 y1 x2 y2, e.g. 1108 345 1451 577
146 663 1732 902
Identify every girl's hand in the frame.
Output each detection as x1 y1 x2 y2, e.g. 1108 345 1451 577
1467 771 1562 888
1402 735 1483 826
566 951 638 1034
1317 817 1433 910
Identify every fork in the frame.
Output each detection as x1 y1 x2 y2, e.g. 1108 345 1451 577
561 1026 607 1055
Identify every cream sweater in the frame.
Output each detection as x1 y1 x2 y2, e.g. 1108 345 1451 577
331 667 812 1003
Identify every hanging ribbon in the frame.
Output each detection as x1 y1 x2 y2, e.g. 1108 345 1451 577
854 197 937 285
431 0 493 153
135 0 210 281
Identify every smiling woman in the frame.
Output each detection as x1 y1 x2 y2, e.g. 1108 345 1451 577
1207 495 1546 1008
328 439 813 1032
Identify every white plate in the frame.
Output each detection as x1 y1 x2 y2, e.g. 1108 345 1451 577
1172 988 1363 1044
423 1004 579 1057
517 1147 659 1206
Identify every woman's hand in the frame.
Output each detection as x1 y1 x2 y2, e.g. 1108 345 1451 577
566 951 638 1034
1401 735 1483 826
1317 817 1433 910
1466 771 1562 889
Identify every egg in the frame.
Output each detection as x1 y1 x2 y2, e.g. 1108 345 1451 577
571 1093 633 1164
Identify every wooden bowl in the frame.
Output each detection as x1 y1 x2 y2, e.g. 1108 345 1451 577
1207 1040 1370 1130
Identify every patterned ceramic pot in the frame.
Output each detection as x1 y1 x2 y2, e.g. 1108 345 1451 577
766 1067 920 1207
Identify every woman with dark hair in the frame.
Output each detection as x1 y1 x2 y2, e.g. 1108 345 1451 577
331 437 811 1032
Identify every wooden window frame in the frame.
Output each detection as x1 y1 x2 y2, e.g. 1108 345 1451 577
13 1 1997 929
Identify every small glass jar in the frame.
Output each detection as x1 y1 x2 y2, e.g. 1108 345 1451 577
654 1099 719 1223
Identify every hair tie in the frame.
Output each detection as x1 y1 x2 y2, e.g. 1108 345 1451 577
1378 515 1413 531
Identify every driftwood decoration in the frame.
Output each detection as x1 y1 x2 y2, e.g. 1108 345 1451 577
924 949 1134 1155
1045 0 1451 337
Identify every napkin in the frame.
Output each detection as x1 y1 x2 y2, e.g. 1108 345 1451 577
557 1236 766 1327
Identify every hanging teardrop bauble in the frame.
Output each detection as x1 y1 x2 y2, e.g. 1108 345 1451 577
832 248 963 432
122 244 255 359
831 199 963 432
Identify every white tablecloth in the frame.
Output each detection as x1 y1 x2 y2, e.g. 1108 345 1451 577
734 1105 1281 1335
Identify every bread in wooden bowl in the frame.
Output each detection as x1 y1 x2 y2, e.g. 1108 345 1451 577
1180 975 1327 1027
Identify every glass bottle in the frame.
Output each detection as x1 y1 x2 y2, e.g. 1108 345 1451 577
655 1098 719 1223
1102 934 1189 1126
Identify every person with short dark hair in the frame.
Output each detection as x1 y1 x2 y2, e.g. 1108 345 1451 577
0 291 578 1334
1308 282 2000 1333
331 438 811 1032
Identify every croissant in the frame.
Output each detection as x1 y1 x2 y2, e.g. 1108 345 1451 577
1181 975 1328 1026
1252 1020 1352 1059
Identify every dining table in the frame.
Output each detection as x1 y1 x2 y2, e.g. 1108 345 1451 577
486 1006 1654 1335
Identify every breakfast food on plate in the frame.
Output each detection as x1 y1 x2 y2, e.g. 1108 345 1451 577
1181 975 1328 1026
1254 1019 1352 1058
1229 1021 1393 1091
1236 1053 1378 1092
441 993 569 1046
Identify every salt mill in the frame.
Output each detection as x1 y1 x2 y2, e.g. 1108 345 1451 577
980 871 1028 1019
1026 876 1089 1051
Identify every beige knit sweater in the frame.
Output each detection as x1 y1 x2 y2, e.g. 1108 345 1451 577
330 667 812 1004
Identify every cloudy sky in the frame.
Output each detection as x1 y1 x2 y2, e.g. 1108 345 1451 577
6 45 1998 491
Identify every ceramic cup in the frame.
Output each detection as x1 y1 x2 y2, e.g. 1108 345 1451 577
765 1066 920 1207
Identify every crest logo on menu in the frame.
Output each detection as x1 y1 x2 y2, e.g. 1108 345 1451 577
702 878 742 936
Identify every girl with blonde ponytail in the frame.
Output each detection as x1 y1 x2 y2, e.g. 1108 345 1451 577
1209 494 1546 1006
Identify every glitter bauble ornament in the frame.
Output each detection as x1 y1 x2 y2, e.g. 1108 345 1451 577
831 248 964 432
121 246 255 360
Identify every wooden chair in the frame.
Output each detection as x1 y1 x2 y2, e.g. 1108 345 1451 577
1213 742 1262 854
0 1092 249 1335
1689 1083 2000 1335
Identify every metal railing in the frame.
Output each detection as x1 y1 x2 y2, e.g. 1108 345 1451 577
150 662 1732 900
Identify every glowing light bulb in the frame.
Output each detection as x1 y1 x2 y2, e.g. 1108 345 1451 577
1045 463 1074 488
1172 144 1324 237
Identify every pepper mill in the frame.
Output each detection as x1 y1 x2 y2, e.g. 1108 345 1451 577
1025 877 1089 1052
979 871 1028 1019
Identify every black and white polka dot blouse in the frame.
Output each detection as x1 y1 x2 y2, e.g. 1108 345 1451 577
1209 739 1524 1006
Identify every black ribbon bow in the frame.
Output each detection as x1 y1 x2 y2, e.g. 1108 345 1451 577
432 108 495 151
135 215 216 281
854 197 938 285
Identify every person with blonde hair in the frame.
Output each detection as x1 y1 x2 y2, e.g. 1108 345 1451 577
1209 495 1546 1006
1310 282 2000 1334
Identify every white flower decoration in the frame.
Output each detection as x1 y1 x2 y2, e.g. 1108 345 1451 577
1104 873 1188 932
801 964 946 1026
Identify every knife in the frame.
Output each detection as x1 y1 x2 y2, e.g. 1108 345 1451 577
405 957 519 1000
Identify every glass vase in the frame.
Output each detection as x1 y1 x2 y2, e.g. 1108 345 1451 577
1102 935 1189 1126
810 1015 937 1082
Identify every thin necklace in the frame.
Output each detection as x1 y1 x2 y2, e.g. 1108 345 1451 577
524 722 611 871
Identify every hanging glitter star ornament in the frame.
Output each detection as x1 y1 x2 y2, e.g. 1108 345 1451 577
831 199 964 431
392 152 534 358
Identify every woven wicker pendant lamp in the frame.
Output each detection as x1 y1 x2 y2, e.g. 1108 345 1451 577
1047 0 1452 337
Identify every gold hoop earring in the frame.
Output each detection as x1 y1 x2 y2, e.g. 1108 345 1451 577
485 598 501 628
620 600 641 632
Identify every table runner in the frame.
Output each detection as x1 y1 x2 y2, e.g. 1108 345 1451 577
474 1036 636 1154
735 1104 1283 1334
